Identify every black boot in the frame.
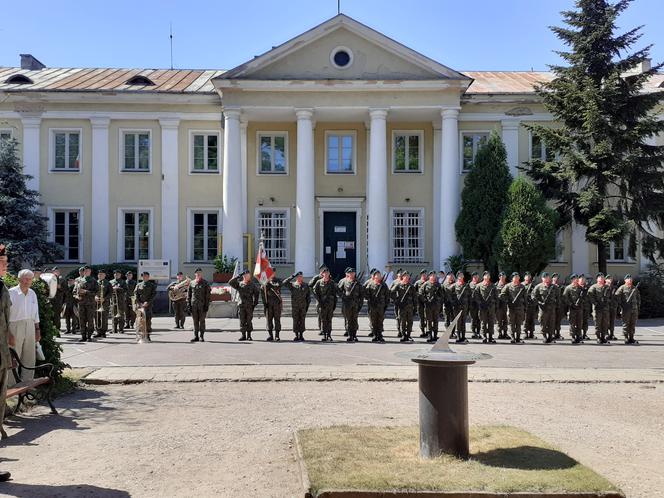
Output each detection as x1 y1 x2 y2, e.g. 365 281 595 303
190 334 199 342
200 333 205 342
266 331 274 342
239 332 247 341
275 331 280 342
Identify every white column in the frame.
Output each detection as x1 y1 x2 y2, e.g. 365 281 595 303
501 118 520 177
367 108 389 270
432 122 442 269
160 118 180 275
90 117 111 264
20 115 42 192
640 134 660 272
222 108 244 264
364 122 371 273
571 222 590 276
240 119 248 233
295 109 316 276
439 108 460 266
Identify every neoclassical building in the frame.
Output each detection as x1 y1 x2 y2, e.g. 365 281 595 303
0 15 662 280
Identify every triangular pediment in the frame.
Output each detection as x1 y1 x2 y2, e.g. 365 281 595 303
216 15 470 82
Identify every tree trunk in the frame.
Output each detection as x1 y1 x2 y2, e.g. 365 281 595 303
596 240 608 275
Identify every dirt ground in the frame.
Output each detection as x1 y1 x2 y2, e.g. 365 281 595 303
0 381 662 498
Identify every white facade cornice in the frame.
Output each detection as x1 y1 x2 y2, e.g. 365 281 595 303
0 90 219 105
0 110 221 122
215 79 469 92
460 112 553 121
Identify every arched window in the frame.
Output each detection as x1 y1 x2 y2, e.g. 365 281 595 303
5 74 33 84
125 75 155 86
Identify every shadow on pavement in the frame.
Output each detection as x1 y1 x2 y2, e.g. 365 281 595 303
0 482 130 497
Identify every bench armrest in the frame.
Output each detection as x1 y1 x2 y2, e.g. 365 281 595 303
9 348 55 382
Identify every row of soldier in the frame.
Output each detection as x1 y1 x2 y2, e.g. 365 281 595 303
228 265 641 345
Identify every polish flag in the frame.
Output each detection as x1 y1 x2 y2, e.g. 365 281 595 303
253 241 274 284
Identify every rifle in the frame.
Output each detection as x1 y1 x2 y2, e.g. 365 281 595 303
626 282 640 304
574 287 587 307
399 284 412 303
511 286 524 305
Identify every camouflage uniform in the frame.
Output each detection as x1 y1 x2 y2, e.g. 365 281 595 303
533 281 558 343
391 279 417 342
188 278 211 341
261 278 283 341
524 281 537 339
419 279 443 343
469 279 481 338
442 277 456 330
389 278 402 337
167 279 188 329
95 278 112 336
283 274 311 341
76 276 99 341
125 277 137 328
615 281 640 344
63 281 78 334
500 281 526 343
313 278 337 341
50 275 65 331
475 281 498 343
587 282 611 343
134 279 157 337
563 282 586 343
414 274 428 338
495 278 509 339
337 276 363 342
553 278 565 339
365 279 389 343
606 281 618 340
309 273 324 334
581 282 592 339
453 279 470 343
109 277 128 333
229 275 260 341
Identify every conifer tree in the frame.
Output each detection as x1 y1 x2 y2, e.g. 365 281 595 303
525 0 664 273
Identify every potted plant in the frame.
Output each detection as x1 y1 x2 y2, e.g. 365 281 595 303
213 254 238 283
210 286 232 302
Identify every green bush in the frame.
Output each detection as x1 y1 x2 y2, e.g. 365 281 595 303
65 263 138 281
213 254 238 274
637 269 664 319
3 274 67 379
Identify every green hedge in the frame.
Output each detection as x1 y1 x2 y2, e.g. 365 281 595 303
65 263 138 281
3 274 67 379
637 273 664 319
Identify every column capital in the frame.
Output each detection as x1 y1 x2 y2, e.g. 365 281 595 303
240 117 249 130
90 116 110 129
501 118 521 130
368 108 389 120
441 108 460 120
20 114 42 128
432 121 442 131
222 107 242 121
159 117 180 129
295 108 314 120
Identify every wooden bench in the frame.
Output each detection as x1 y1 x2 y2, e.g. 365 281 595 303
2 348 58 437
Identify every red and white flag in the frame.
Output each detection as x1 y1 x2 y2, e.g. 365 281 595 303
253 241 274 284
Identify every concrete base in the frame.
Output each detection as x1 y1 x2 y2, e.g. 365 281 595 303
207 301 237 318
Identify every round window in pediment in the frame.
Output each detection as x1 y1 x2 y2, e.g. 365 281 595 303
330 46 353 69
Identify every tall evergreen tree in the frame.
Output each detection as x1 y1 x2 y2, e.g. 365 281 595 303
455 130 512 276
498 177 558 275
525 0 664 273
0 138 61 271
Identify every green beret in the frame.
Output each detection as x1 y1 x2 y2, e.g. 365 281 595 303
552 272 559 278
471 271 478 277
605 274 612 279
541 272 549 278
372 269 382 276
78 266 86 272
98 269 106 274
396 268 403 275
428 270 436 276
346 267 356 273
569 273 578 279
511 272 519 278
456 271 464 278
596 272 604 278
318 264 327 270
293 271 303 277
624 273 632 280
401 271 411 278
498 271 506 277
524 272 531 277
482 271 490 277
419 269 427 275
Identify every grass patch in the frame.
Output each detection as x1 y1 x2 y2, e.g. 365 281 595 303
298 425 621 495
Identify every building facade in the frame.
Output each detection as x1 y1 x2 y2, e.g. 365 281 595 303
1 15 662 280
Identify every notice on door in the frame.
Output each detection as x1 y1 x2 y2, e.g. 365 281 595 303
336 241 346 259
334 226 347 233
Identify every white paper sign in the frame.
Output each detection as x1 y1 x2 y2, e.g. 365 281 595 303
336 249 346 259
138 259 171 280
334 226 347 233
325 246 332 254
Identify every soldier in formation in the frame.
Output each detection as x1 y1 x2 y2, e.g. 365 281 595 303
167 272 189 329
392 271 417 342
605 274 618 341
94 269 112 338
313 267 337 342
442 271 456 330
364 269 388 343
495 271 509 339
337 267 363 342
523 272 537 339
283 271 310 341
500 272 526 343
452 271 470 343
552 273 564 340
615 274 640 344
261 272 283 342
419 270 443 343
134 271 157 340
63 276 78 334
390 268 403 337
414 270 428 338
475 271 497 344
187 268 211 342
579 274 591 340
49 267 65 332
110 269 128 334
533 272 558 343
468 272 481 339
75 266 98 342
563 274 585 344
587 273 611 344
309 265 327 335
229 270 260 341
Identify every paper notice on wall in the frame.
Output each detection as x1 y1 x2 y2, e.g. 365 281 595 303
345 241 355 249
334 226 347 233
325 246 332 254
336 249 346 259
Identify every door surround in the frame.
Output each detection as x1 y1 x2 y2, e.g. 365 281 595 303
316 197 363 273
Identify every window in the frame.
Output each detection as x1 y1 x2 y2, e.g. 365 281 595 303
52 209 81 262
5 75 33 85
122 210 151 261
256 210 289 263
330 46 353 69
552 229 565 262
530 134 555 161
393 131 423 173
0 130 12 142
192 211 219 262
258 133 287 174
126 75 154 86
391 209 424 263
51 130 80 171
122 131 151 171
603 235 636 262
461 132 489 172
191 132 220 173
326 132 355 174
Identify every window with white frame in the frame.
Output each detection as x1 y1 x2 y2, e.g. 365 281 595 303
192 211 219 261
51 130 80 171
191 132 219 173
258 133 287 174
530 134 556 161
122 131 150 171
326 132 354 174
0 129 12 142
393 131 423 173
461 132 489 172
603 234 636 262
122 210 151 261
256 210 289 263
391 209 424 263
52 209 81 262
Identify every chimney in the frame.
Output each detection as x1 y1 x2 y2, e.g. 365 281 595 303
20 54 46 70
624 58 652 75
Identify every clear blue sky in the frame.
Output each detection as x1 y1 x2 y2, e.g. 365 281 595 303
1 0 662 71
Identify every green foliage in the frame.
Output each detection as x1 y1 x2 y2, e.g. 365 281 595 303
2 274 67 379
524 0 664 273
65 263 137 281
0 138 62 272
638 263 664 318
455 130 512 276
214 254 238 274
497 177 558 275
445 254 468 276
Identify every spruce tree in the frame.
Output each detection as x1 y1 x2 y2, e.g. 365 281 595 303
498 177 558 275
525 0 664 273
0 138 61 271
455 129 512 276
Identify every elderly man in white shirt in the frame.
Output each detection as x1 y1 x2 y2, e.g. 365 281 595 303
8 269 40 382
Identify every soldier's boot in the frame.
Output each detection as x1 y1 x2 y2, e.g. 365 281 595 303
266 330 274 341
275 329 280 342
190 332 199 342
247 331 253 341
239 331 247 341
78 333 87 343
400 328 409 342
200 332 205 342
